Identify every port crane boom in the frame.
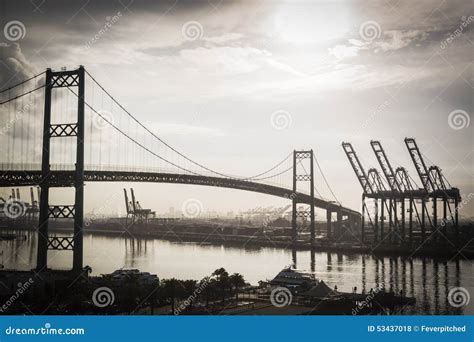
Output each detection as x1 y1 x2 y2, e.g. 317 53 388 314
342 142 374 194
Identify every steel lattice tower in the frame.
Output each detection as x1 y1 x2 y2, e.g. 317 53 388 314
36 66 85 272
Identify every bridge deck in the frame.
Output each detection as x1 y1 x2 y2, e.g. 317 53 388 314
0 170 360 217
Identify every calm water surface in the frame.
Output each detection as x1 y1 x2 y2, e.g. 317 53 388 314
2 231 473 315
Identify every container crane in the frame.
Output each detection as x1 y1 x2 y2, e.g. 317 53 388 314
342 142 390 242
404 138 461 239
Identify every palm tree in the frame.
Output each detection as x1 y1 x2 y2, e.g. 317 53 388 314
212 268 230 303
229 273 246 301
160 278 182 314
199 276 215 307
181 279 198 310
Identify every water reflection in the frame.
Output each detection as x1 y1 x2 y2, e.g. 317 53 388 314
0 232 472 315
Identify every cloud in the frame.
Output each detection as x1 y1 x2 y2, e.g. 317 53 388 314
204 33 243 44
161 45 304 78
328 45 360 60
0 43 36 87
0 43 43 163
375 30 428 52
328 29 429 60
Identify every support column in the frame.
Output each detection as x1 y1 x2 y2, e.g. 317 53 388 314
292 151 297 243
374 198 379 242
309 150 315 245
336 209 342 238
433 197 437 241
380 198 385 242
400 198 405 243
36 66 85 273
291 150 315 245
292 248 297 268
442 198 447 239
409 198 413 245
454 197 459 238
388 198 393 243
73 66 85 272
421 198 426 242
361 195 365 242
326 210 332 239
394 199 398 243
36 68 53 271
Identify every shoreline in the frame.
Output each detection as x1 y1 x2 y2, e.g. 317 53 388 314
4 223 473 259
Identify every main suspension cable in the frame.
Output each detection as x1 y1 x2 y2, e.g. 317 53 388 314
68 88 203 176
84 69 292 180
313 153 340 203
0 84 46 105
0 71 45 94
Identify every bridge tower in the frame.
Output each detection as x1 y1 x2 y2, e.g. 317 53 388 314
292 150 315 245
36 66 85 273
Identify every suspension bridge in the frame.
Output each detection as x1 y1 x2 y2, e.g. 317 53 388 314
0 66 360 273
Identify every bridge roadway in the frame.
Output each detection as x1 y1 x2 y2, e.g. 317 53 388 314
0 170 360 218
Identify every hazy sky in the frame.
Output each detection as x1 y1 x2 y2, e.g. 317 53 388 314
0 0 472 218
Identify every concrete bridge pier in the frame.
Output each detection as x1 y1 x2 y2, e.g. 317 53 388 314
327 209 359 240
335 209 343 238
348 214 360 236
326 210 332 239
